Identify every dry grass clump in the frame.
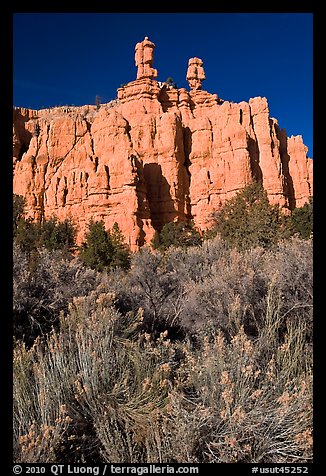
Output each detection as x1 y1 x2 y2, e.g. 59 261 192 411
13 244 110 345
109 236 312 342
14 276 312 463
13 293 172 463
166 305 312 463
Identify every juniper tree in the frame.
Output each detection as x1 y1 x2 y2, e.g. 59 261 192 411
209 182 284 250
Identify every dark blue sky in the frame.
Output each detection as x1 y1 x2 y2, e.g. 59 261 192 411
13 13 313 156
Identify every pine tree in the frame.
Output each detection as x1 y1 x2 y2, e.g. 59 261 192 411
152 221 202 251
13 194 25 236
79 220 131 271
286 198 313 239
38 217 76 251
79 220 114 271
210 182 284 250
109 222 131 270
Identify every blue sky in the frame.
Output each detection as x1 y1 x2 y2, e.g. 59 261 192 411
13 13 313 156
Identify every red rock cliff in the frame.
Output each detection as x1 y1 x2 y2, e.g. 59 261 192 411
13 37 313 250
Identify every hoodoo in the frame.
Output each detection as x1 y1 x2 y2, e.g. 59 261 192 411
13 37 313 250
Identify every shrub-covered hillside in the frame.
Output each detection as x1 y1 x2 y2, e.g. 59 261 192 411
13 185 313 464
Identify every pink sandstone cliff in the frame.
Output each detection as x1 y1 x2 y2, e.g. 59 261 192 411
13 37 313 250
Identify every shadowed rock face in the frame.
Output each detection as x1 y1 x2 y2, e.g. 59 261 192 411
13 39 312 251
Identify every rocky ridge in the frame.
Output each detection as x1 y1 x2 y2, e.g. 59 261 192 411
13 37 313 250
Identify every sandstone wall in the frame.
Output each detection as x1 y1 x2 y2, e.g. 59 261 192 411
13 80 313 250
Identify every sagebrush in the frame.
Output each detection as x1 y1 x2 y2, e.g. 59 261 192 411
13 188 313 463
13 237 313 463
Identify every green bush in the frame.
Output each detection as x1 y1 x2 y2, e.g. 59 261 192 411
208 182 285 250
14 218 40 253
79 220 130 272
38 217 76 251
13 194 39 253
13 195 76 253
14 217 76 254
165 77 177 88
152 221 202 251
286 198 313 239
13 194 26 235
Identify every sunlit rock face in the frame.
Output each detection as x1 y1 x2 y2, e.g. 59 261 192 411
13 38 312 250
